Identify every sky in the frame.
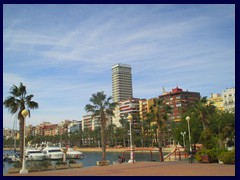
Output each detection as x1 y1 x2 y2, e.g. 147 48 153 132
3 4 235 129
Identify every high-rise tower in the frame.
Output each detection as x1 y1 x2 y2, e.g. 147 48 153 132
112 63 133 103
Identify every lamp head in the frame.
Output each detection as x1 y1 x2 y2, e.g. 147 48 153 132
127 114 133 121
21 109 29 118
186 116 190 121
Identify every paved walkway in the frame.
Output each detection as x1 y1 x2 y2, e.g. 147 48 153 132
4 161 235 176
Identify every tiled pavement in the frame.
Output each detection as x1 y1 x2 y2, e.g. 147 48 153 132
4 161 235 176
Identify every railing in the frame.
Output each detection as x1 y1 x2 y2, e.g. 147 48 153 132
121 147 188 163
163 147 188 161
122 148 160 162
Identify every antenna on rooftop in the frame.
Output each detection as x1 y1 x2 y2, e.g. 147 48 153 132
162 86 166 94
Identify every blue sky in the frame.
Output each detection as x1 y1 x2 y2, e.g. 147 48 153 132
3 4 235 128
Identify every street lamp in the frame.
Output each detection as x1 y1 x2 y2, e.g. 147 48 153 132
186 116 193 163
186 116 192 152
20 109 29 174
127 114 135 163
181 132 186 147
62 147 68 162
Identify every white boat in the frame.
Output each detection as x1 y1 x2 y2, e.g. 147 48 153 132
66 148 84 159
25 148 45 161
4 152 20 162
42 146 64 160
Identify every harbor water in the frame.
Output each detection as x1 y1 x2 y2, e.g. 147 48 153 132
3 150 161 174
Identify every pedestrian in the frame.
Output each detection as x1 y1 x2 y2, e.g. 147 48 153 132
118 156 122 164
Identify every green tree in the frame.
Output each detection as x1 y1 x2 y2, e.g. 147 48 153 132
210 110 235 148
3 82 39 158
85 91 116 161
146 112 155 147
119 117 129 147
107 123 117 147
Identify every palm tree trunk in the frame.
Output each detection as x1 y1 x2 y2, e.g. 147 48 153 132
200 112 208 132
157 126 164 162
19 113 24 159
101 126 106 161
101 113 106 161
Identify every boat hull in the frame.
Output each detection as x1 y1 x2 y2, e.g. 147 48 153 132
66 153 84 159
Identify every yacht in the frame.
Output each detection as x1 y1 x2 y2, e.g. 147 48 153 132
66 148 84 159
25 148 45 161
4 152 20 162
42 146 64 160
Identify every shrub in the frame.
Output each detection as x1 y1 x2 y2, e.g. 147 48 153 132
39 160 52 168
216 148 228 160
68 159 76 164
13 161 22 168
195 148 218 163
55 161 67 165
200 129 218 149
218 150 235 164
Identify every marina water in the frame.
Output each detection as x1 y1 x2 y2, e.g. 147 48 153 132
3 150 160 174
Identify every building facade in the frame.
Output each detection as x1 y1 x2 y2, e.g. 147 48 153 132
82 114 112 131
158 87 200 122
112 63 133 103
222 87 235 112
68 120 81 134
139 99 148 120
208 93 224 111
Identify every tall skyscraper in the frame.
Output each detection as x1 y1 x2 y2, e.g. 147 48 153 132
112 63 133 103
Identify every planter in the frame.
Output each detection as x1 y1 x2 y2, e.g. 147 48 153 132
55 164 69 170
28 167 40 172
96 160 110 166
69 163 83 168
201 155 212 163
8 167 21 174
40 165 55 171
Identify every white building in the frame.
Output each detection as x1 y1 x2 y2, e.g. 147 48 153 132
68 120 81 134
222 87 235 112
82 114 112 131
112 63 133 103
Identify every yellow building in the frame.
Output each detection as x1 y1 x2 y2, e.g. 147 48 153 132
145 98 158 125
208 93 224 111
139 99 147 120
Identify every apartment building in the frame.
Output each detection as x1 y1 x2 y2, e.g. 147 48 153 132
112 63 133 103
82 114 112 131
208 93 224 111
222 87 235 112
158 87 200 122
139 99 148 120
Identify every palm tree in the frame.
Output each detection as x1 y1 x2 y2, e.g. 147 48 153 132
193 97 216 133
150 98 172 162
3 82 39 158
85 91 116 161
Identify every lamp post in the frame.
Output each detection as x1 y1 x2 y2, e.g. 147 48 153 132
186 116 193 163
181 132 186 147
186 116 192 152
127 114 135 163
62 147 68 162
20 109 29 174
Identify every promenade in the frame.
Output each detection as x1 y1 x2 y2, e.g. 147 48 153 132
4 161 235 176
